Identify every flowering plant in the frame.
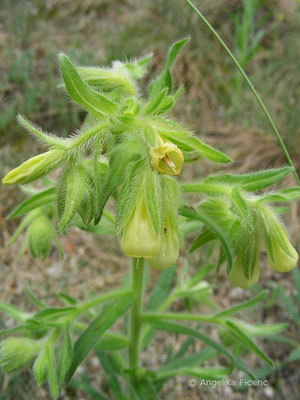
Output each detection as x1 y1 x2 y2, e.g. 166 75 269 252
1 36 299 399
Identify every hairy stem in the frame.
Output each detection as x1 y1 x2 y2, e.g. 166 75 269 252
184 0 300 186
129 257 145 398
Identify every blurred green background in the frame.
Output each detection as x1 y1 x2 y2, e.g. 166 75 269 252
1 0 300 399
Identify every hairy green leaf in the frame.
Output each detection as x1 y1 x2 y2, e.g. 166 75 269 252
148 320 256 379
205 167 293 191
59 54 117 117
65 294 133 383
149 38 189 96
8 187 56 219
58 323 73 390
180 206 233 273
225 321 274 366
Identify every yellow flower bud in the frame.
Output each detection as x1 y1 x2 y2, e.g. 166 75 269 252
2 150 60 185
150 138 183 176
121 194 160 258
28 215 53 260
229 252 259 289
147 219 179 270
268 234 298 272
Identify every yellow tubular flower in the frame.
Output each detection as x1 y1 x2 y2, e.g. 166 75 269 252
229 252 259 289
150 137 183 176
268 234 298 273
147 219 179 270
121 194 160 258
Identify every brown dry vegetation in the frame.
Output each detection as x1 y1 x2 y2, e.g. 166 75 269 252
0 0 300 399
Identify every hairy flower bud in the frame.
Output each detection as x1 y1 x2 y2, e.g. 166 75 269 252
0 337 41 373
268 233 298 272
147 219 179 269
229 252 259 289
2 150 64 185
28 214 53 260
121 194 160 258
150 138 183 176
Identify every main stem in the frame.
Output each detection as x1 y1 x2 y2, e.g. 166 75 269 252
129 257 145 396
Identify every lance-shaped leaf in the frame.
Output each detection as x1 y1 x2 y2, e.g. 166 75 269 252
231 320 288 337
149 38 189 97
7 211 39 246
215 290 268 318
224 321 274 367
65 293 133 383
58 323 73 390
144 88 168 114
257 187 300 203
205 167 293 191
59 54 117 117
57 163 87 232
155 348 217 380
46 342 59 400
0 303 31 322
180 206 233 273
160 132 231 163
190 228 216 253
147 320 256 379
17 115 67 149
8 187 56 219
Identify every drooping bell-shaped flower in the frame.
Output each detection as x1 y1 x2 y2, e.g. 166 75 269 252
147 218 179 269
121 193 160 258
267 232 298 272
229 252 260 289
150 137 183 176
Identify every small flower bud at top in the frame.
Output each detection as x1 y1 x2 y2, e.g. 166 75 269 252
121 194 160 258
229 252 259 289
150 138 184 176
268 234 298 272
147 219 179 270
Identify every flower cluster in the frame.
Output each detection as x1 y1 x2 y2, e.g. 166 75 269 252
3 38 299 283
182 169 299 288
3 38 231 269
